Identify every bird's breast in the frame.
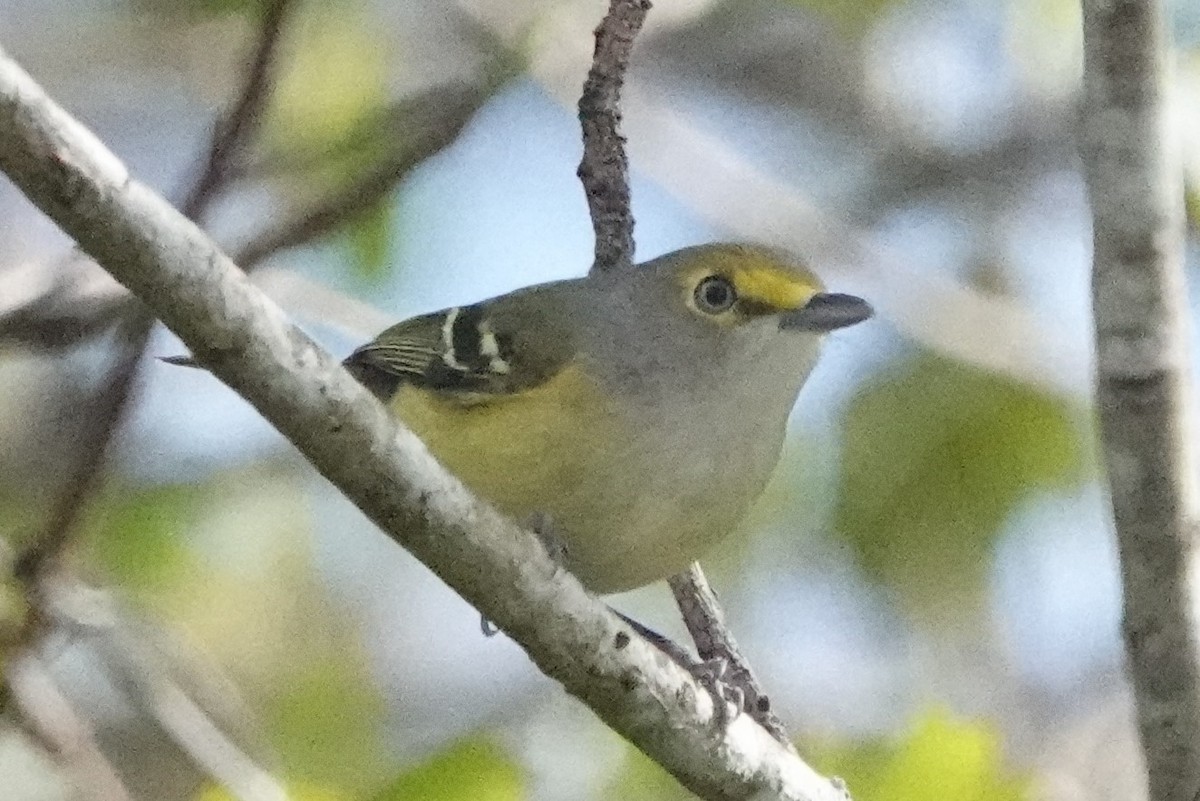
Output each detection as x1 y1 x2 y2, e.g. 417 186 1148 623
389 365 787 593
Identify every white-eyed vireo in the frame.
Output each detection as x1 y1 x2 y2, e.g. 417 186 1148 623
343 244 871 593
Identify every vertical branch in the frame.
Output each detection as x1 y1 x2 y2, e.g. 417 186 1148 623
578 0 650 274
668 565 791 745
1079 2 1200 800
576 0 786 746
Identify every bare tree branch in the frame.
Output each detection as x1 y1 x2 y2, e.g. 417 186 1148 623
669 565 790 744
181 0 295 220
1079 1 1200 800
0 47 849 801
7 654 133 801
12 0 295 583
235 80 495 269
579 0 649 273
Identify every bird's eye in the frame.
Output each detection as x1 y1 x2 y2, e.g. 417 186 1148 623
694 275 737 313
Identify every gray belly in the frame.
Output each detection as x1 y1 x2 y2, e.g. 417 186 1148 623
553 419 787 593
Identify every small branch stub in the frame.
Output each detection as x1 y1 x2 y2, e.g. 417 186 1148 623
578 0 650 274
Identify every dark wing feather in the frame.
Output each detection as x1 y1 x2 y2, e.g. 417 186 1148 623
343 286 577 403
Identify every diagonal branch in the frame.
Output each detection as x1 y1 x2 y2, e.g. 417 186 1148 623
578 0 649 273
0 46 848 801
669 565 790 744
234 80 495 269
1079 1 1200 800
7 653 133 801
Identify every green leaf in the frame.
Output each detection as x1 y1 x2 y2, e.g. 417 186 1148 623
343 198 395 283
371 737 523 801
835 351 1086 612
814 709 1028 801
268 2 387 153
90 483 204 592
267 658 387 788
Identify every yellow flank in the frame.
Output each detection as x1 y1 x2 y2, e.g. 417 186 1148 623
677 245 822 312
389 363 618 546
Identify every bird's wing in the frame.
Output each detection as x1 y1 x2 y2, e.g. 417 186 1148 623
343 287 577 402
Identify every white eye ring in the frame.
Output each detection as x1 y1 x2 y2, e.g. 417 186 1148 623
694 275 737 313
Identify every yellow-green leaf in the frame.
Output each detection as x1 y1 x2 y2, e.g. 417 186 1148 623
90 483 204 592
370 737 523 801
835 351 1086 611
343 198 395 283
814 709 1028 801
268 3 387 152
267 658 387 788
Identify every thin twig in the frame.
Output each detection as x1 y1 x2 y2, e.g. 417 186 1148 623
235 81 493 268
577 0 788 750
12 0 295 583
180 0 295 220
1079 1 1200 800
668 564 791 745
578 0 649 273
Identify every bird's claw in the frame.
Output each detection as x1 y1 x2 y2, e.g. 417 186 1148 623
689 656 745 727
526 511 569 570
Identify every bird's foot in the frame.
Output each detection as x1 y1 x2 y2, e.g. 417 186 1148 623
609 609 749 728
698 649 773 720
688 656 745 728
525 511 569 570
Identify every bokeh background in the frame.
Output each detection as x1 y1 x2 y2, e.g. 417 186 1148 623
2 0 1199 799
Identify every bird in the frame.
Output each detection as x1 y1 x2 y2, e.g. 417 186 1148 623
342 243 872 594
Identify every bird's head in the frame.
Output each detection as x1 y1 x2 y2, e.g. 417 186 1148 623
658 243 872 337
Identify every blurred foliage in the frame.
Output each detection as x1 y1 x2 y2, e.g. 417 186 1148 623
80 466 393 794
792 0 896 35
814 708 1028 801
267 658 387 789
88 482 206 594
835 351 1086 614
130 0 276 20
0 579 30 674
196 780 346 801
267 2 388 154
343 197 396 284
369 736 523 801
